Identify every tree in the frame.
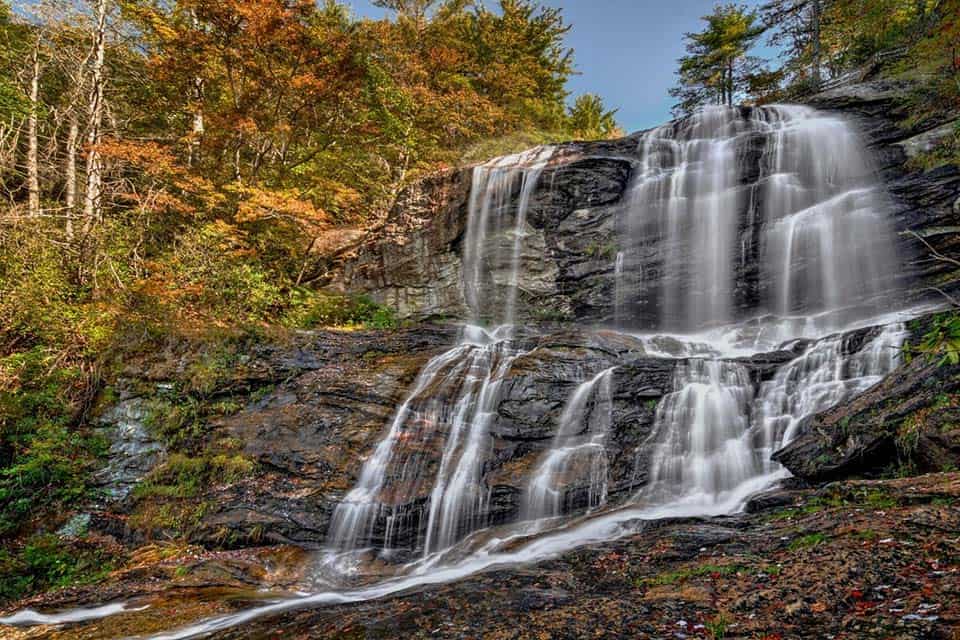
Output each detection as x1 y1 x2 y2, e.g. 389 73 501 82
567 94 620 140
372 0 441 23
82 0 108 229
670 3 765 115
26 34 40 217
762 0 826 88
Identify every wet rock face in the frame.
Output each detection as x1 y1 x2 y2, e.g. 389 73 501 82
93 399 165 500
93 322 884 553
774 348 960 483
328 81 960 325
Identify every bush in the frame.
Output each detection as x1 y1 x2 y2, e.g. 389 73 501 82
159 222 286 325
0 535 116 604
0 349 106 536
905 312 960 366
283 291 398 330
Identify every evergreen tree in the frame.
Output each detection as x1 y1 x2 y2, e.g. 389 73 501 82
567 94 620 139
670 3 765 115
761 0 826 89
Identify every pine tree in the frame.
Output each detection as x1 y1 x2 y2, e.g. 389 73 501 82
761 0 826 88
567 94 620 140
670 3 765 115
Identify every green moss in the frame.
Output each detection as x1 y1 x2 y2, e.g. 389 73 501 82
636 563 745 587
128 452 254 539
852 529 880 542
788 532 827 551
133 453 255 501
143 397 204 450
861 488 898 509
584 242 618 260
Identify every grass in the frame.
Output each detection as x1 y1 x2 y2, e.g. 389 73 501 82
788 532 828 551
636 563 745 587
705 613 731 639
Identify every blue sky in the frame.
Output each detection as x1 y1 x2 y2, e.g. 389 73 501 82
344 0 779 133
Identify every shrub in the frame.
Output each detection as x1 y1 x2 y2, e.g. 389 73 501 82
0 349 106 536
0 535 115 604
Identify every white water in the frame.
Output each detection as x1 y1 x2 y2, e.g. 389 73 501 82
0 106 924 637
328 148 557 560
619 105 901 332
326 324 523 559
753 323 909 467
462 146 555 324
524 368 615 520
642 359 756 505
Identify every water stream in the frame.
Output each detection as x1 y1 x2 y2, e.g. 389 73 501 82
0 106 925 637
524 367 615 520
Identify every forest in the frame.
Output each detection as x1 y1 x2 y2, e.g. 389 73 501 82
0 0 958 614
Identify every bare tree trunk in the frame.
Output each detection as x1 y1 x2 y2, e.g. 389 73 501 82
27 36 41 217
65 116 78 240
188 10 204 168
727 59 735 106
83 0 107 232
234 136 242 183
189 76 204 167
811 0 822 87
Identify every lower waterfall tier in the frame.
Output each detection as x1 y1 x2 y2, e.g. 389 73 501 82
322 313 914 561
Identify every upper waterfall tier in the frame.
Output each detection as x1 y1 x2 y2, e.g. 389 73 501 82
333 89 957 332
623 105 903 332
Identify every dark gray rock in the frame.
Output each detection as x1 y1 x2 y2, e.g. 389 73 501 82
774 316 960 482
92 399 166 500
328 80 960 326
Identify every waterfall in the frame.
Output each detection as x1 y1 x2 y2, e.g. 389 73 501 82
621 105 901 333
752 323 908 469
524 368 615 520
328 149 555 559
329 105 912 568
19 105 931 637
462 146 555 325
757 106 900 318
327 325 524 556
640 323 908 508
642 360 756 505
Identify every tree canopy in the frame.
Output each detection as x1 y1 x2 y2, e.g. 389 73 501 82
670 3 765 114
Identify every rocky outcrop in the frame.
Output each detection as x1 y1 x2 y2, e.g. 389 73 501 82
774 317 960 482
92 399 165 500
328 80 960 325
85 321 889 554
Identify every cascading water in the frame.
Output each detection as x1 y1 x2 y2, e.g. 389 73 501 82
327 148 555 560
462 147 555 325
640 324 908 509
524 368 615 520
329 105 913 562
642 360 755 506
752 323 908 469
619 105 902 333
16 105 929 638
326 325 520 557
